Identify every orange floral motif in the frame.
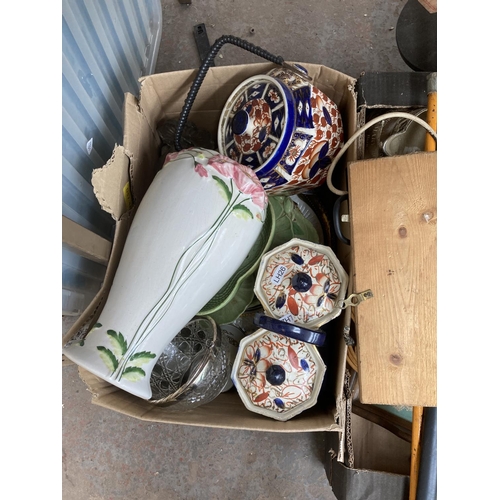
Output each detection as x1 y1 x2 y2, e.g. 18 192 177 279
261 244 341 324
233 95 244 112
237 332 317 413
263 143 276 159
286 144 302 165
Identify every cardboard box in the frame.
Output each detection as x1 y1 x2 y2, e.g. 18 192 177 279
354 71 430 160
326 413 410 500
62 62 358 439
62 63 417 497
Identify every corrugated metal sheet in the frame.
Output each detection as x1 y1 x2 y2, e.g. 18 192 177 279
62 0 162 315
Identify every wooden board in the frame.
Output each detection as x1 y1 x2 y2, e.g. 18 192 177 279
348 152 436 406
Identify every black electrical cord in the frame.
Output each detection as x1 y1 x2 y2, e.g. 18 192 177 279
174 35 285 152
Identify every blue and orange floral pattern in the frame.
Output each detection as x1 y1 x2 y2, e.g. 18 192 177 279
237 331 318 413
259 242 342 325
219 67 344 196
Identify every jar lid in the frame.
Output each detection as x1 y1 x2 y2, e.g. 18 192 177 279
217 75 296 176
253 313 327 346
254 238 348 328
231 328 326 421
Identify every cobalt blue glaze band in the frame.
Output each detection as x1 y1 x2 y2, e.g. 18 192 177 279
219 75 295 174
253 313 326 346
253 77 296 177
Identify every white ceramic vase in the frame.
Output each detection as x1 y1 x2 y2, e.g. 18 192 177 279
63 148 268 400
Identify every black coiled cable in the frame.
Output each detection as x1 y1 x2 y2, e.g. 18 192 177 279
174 35 285 152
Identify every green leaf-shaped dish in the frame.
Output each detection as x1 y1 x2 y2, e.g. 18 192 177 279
269 195 320 248
208 271 257 325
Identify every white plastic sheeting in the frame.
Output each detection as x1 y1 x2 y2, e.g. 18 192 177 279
62 0 162 315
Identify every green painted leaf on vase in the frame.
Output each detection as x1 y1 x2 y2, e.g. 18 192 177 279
107 330 128 357
122 366 146 381
88 323 102 337
212 175 231 203
97 346 118 372
233 204 253 220
127 351 156 367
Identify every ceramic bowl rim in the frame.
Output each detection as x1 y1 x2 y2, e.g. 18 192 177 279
253 237 349 328
231 327 326 421
216 74 295 176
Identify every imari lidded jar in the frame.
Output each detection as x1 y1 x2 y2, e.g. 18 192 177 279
254 238 348 329
217 64 344 195
63 148 268 400
231 328 326 421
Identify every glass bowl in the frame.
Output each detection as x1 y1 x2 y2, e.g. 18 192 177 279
148 316 230 410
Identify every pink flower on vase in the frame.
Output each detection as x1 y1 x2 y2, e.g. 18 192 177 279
208 155 268 210
194 163 208 177
164 151 181 163
208 154 239 178
233 166 267 210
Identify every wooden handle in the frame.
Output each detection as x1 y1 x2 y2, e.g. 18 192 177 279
409 406 424 500
424 73 437 152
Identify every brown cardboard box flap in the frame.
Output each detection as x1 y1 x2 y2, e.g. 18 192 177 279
90 91 163 221
123 92 162 207
348 152 437 406
78 367 343 433
91 145 132 221
326 412 411 500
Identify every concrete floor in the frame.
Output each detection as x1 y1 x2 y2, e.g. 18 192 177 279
62 1 412 499
155 0 410 76
63 360 333 500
